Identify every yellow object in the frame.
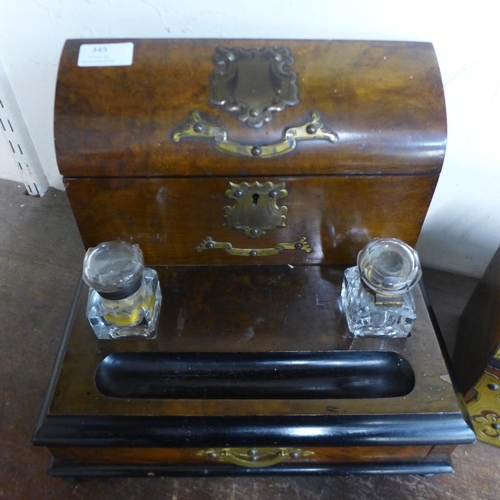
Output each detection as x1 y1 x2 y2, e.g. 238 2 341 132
195 448 315 467
467 371 500 446
102 291 154 327
104 307 142 326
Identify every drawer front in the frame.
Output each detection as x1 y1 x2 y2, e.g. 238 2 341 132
50 445 433 468
65 175 437 265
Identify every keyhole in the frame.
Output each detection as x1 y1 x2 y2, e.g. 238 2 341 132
252 193 260 205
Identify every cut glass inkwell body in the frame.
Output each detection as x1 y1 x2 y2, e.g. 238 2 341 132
82 241 162 339
341 238 422 338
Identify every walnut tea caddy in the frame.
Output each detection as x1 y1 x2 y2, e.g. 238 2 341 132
33 39 474 477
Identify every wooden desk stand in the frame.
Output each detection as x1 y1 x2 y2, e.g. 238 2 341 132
33 266 474 477
33 39 474 477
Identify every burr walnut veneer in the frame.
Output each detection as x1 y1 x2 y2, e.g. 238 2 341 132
33 39 474 477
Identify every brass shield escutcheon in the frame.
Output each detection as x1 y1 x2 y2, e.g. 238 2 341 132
210 47 299 128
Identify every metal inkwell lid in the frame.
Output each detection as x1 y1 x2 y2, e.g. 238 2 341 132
82 241 144 300
358 238 422 300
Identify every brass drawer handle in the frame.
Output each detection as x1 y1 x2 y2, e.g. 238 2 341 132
196 236 312 256
172 110 337 158
195 447 315 468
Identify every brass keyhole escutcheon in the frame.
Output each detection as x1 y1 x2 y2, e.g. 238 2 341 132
223 181 288 239
196 181 314 256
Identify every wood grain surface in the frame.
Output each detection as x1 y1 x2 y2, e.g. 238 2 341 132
65 175 438 265
55 39 446 177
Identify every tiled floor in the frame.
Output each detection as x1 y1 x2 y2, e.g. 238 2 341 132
1 179 499 499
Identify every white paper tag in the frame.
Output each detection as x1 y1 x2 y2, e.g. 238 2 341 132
77 42 134 67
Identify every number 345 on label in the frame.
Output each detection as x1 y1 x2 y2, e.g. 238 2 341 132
77 42 134 67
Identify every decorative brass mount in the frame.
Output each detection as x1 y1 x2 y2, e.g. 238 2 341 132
224 181 288 238
172 45 337 156
210 46 299 129
196 236 312 257
196 181 312 256
172 110 338 159
467 369 500 447
195 447 315 467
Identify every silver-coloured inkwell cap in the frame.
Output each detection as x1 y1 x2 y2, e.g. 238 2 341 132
82 241 144 300
358 238 421 303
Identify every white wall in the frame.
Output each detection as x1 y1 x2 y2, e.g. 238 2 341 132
0 0 498 277
0 129 19 182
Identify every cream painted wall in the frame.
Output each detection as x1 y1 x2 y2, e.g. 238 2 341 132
0 0 498 277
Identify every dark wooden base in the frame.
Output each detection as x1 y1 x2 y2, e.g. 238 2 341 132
47 457 454 478
33 265 474 477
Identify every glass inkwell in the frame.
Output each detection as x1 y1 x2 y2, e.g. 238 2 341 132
82 241 162 339
341 238 422 338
